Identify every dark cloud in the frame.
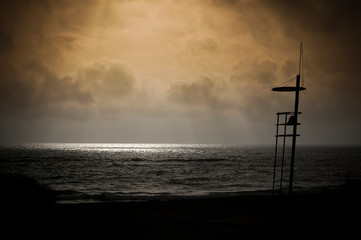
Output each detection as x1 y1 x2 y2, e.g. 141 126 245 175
0 60 93 118
168 58 295 120
80 62 136 98
0 60 136 120
167 59 282 121
168 77 223 109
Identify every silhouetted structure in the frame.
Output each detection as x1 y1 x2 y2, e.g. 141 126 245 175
272 43 306 195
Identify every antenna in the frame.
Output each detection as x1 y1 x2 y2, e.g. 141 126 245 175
299 42 304 86
299 42 303 75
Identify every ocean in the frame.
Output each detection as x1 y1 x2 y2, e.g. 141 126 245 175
1 143 360 203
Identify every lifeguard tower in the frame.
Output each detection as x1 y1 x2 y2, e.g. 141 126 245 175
272 43 306 195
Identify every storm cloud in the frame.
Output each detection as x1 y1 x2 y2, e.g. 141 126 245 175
0 60 138 119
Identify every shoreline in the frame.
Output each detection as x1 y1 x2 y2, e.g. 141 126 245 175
54 186 350 204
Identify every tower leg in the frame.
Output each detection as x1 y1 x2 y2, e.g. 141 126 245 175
272 114 280 195
280 114 288 194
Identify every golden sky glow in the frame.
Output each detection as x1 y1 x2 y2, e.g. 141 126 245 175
1 0 361 144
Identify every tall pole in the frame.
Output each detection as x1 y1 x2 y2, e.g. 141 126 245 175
289 43 303 195
289 74 300 195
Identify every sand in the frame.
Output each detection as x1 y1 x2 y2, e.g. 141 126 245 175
1 174 359 239
3 188 360 239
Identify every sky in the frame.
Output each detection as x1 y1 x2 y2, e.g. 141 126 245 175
1 0 361 145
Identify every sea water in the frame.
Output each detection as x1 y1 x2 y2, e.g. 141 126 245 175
0 143 360 203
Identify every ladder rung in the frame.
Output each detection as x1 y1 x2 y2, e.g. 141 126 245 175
276 112 302 115
276 123 301 126
275 134 300 137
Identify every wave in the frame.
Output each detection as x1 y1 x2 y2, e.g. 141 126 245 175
55 188 278 204
55 190 185 203
121 157 232 162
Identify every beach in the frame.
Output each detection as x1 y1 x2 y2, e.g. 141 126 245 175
1 144 361 238
3 187 360 239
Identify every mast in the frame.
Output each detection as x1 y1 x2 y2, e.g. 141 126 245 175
289 42 302 195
